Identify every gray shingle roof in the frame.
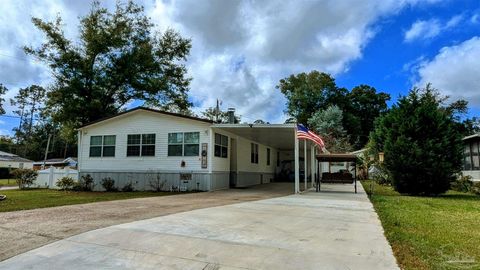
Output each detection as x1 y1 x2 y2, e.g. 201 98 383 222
0 151 33 163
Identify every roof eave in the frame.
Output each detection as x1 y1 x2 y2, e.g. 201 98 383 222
78 107 214 130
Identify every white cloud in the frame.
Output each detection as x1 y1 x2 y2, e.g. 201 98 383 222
404 19 442 42
471 13 480 24
416 36 480 106
0 0 443 124
446 14 463 28
148 0 443 122
404 15 463 43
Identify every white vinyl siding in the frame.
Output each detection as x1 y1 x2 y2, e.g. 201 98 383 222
236 137 277 174
79 110 210 172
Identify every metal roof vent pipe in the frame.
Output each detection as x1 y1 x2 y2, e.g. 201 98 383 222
227 108 236 124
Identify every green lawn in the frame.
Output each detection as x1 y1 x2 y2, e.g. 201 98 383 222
362 180 480 270
0 189 185 212
0 179 17 187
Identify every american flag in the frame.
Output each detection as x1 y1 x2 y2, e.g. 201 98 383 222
296 124 325 148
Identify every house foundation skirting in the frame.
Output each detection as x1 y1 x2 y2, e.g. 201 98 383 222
79 171 230 192
232 172 275 187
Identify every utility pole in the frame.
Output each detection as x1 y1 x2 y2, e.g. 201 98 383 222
42 134 51 170
215 99 221 123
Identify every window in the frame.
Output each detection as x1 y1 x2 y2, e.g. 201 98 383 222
267 148 271 166
214 133 228 158
472 141 479 170
464 143 472 170
251 143 258 164
168 132 200 156
127 134 155 157
184 132 200 156
89 135 116 157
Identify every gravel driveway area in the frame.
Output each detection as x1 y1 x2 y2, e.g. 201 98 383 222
0 183 292 261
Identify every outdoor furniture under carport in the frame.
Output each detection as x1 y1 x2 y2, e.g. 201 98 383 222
316 153 358 193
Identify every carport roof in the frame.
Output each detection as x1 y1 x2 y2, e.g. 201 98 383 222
213 123 297 150
316 153 357 162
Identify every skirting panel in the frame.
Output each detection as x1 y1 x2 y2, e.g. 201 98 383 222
79 171 216 191
234 172 275 187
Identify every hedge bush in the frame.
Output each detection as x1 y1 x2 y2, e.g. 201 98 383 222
56 176 76 191
12 168 38 189
101 177 117 192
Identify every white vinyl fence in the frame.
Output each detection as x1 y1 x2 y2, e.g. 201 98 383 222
35 167 79 189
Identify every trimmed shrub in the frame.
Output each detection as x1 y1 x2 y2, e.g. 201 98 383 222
78 174 95 191
12 168 38 189
122 183 134 192
472 182 480 195
451 174 474 193
56 176 76 191
101 177 117 192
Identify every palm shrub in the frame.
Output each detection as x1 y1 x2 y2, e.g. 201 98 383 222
371 86 463 195
12 168 38 189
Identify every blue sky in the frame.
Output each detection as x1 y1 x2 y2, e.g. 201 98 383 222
1 0 480 136
336 0 480 113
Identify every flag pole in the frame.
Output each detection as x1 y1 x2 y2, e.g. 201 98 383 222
294 125 300 194
304 139 307 191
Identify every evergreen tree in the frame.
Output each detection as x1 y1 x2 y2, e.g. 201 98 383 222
372 85 463 195
10 85 46 143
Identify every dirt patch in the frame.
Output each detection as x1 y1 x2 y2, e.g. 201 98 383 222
0 183 293 261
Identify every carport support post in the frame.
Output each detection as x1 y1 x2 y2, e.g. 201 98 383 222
304 140 307 191
294 131 300 194
311 145 315 188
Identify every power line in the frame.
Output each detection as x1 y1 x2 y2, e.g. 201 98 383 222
0 51 39 63
0 114 41 121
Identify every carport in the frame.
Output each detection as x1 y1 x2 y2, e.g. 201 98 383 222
316 153 358 193
214 123 319 193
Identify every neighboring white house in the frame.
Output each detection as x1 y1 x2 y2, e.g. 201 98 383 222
33 157 78 170
0 151 34 169
463 133 480 181
78 107 320 192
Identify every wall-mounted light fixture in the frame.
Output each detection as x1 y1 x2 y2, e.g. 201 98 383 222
379 152 384 163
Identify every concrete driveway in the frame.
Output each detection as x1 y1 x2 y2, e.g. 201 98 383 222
0 183 399 270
